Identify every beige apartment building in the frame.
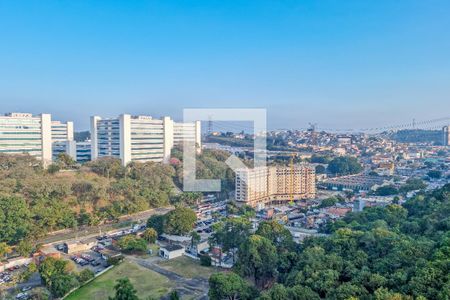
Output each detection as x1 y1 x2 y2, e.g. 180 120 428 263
235 164 316 207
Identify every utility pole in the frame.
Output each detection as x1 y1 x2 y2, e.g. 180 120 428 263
289 153 296 204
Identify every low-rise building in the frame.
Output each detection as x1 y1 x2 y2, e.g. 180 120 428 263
99 248 123 261
159 244 185 260
64 240 97 254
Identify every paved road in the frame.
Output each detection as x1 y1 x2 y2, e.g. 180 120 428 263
38 207 173 246
127 256 209 300
2 273 41 296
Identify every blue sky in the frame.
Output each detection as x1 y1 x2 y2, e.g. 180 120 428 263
1 0 450 131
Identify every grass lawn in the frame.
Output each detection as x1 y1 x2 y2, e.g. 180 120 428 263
65 259 173 300
157 256 218 279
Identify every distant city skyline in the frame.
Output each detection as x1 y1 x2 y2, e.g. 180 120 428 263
1 1 450 130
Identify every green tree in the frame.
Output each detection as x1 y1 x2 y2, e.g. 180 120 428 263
86 157 126 179
310 154 332 164
190 231 201 248
56 153 77 169
38 257 78 297
169 290 180 300
236 235 278 289
210 217 252 263
0 195 32 244
50 274 79 297
20 262 38 282
116 235 147 252
209 272 254 300
427 170 442 179
256 220 294 251
109 278 139 300
0 242 12 259
16 239 33 257
142 228 158 243
200 254 212 266
164 207 197 235
147 215 165 235
375 185 399 196
287 286 320 300
327 156 363 175
258 283 289 300
318 197 339 208
399 178 426 194
77 269 95 284
47 163 61 174
177 192 202 206
315 165 327 174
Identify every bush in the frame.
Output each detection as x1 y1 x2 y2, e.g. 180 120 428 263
428 170 442 179
319 197 339 208
107 256 124 266
117 235 148 253
375 185 399 196
200 254 212 266
77 269 95 284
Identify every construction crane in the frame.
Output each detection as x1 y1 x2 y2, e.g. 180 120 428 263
289 153 296 204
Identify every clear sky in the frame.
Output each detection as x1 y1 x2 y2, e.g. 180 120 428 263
1 0 450 131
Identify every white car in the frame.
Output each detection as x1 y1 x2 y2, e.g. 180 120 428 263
16 292 29 300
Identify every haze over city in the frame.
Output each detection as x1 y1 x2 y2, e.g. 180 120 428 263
1 0 450 130
1 2 450 300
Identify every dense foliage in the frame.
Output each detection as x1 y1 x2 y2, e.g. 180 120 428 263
116 235 148 253
0 154 176 246
146 206 197 236
172 148 236 198
163 207 197 235
39 257 79 297
210 184 450 299
388 129 443 145
327 156 363 175
0 150 231 247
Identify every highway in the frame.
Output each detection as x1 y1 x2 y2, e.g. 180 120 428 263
38 207 173 246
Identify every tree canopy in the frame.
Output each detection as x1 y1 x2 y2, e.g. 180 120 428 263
210 184 450 299
0 153 232 246
327 156 363 175
163 207 197 235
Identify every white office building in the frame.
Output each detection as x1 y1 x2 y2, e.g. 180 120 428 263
51 120 75 160
91 114 201 166
0 113 53 166
173 121 202 149
65 140 91 163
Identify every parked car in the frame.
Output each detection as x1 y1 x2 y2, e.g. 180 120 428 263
91 260 101 266
16 292 29 300
81 259 89 266
81 254 94 262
